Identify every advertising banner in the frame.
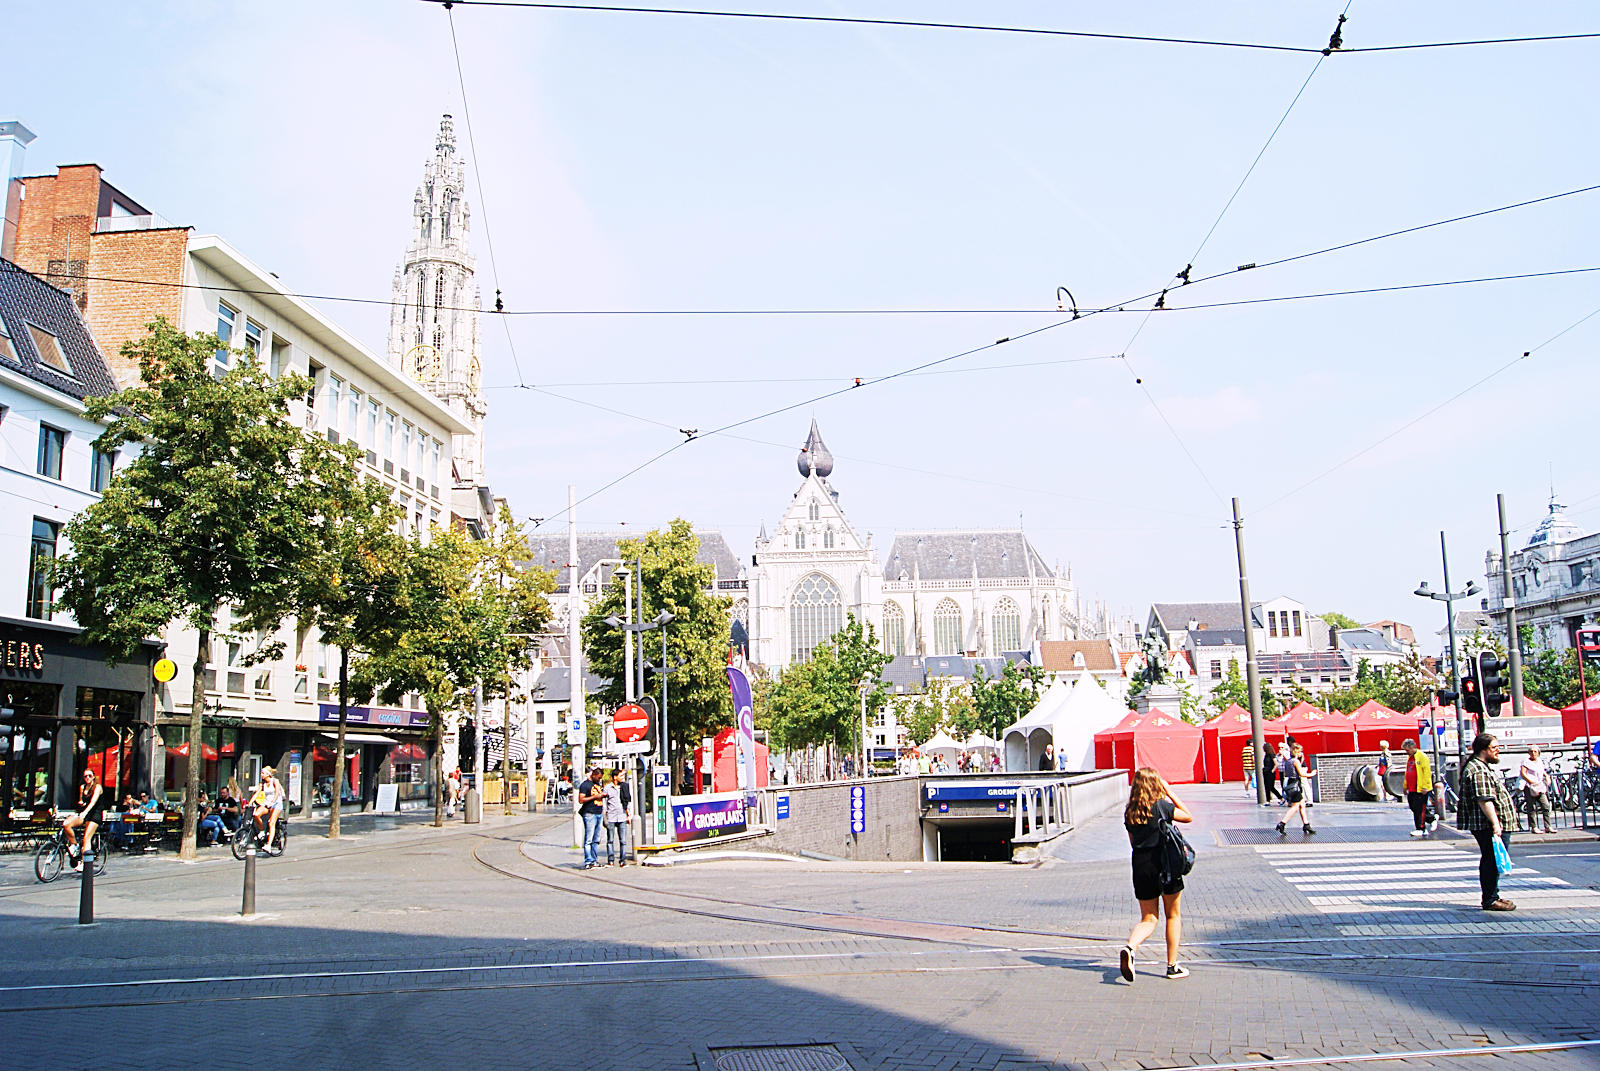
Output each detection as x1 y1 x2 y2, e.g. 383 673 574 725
728 660 758 802
672 791 748 843
317 703 430 729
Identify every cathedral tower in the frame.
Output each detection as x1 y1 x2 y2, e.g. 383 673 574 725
388 115 489 485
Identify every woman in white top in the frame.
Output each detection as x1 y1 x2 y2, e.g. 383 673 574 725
602 771 630 867
1520 746 1554 834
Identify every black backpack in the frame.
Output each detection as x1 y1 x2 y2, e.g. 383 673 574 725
1159 814 1196 885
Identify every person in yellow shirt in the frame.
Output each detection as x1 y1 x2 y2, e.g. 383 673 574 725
1402 738 1435 837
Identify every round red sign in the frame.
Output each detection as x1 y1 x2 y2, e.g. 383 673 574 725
613 703 651 743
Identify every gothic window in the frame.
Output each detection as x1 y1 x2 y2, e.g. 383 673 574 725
933 598 963 657
992 596 1022 653
795 530 806 550
442 195 453 240
808 501 819 521
883 601 905 656
733 599 749 626
790 573 843 663
417 272 426 313
434 328 443 351
823 528 834 549
435 272 445 315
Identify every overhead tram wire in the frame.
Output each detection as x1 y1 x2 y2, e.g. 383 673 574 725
425 2 1600 55
1252 297 1600 517
7 178 1596 319
444 4 526 385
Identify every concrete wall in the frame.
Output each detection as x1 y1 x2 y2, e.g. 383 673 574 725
1066 769 1129 825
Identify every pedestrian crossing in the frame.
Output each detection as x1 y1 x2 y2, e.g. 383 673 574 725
1256 843 1600 913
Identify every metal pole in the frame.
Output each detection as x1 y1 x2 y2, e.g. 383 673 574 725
1579 653 1591 829
1497 494 1525 719
240 846 256 916
1233 498 1267 806
569 486 584 849
622 568 634 706
78 848 95 925
1441 532 1467 777
860 684 868 781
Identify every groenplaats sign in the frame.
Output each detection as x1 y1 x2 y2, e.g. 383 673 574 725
672 792 748 843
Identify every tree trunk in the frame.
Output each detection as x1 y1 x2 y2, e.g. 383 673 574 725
330 646 348 839
179 620 211 861
433 711 444 828
502 702 512 816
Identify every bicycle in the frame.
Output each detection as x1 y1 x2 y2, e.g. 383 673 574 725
230 812 287 860
35 824 106 883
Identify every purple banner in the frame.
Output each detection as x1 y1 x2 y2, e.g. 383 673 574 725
672 793 748 843
728 663 757 795
317 703 430 729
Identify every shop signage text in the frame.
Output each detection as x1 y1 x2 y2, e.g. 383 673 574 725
672 792 747 843
1 640 45 672
317 703 430 729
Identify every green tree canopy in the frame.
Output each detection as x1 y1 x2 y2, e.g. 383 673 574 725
763 614 892 754
1319 611 1362 632
54 318 365 859
898 675 975 748
580 520 733 754
969 660 1045 739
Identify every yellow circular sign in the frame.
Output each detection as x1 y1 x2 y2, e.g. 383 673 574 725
153 658 177 683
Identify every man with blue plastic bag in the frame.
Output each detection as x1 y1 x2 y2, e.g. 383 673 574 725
1458 732 1516 912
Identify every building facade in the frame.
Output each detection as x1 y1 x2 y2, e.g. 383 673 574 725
1485 497 1600 653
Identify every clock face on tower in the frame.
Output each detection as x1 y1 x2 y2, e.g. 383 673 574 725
403 345 440 384
468 355 482 392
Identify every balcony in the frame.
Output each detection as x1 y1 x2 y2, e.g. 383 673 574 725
95 213 174 233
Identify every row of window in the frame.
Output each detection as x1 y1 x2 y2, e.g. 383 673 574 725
793 528 836 550
26 420 117 490
789 583 1028 663
217 301 446 499
0 319 75 377
1267 609 1302 638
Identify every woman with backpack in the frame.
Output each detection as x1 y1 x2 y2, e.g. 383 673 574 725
1275 743 1317 836
1119 767 1194 982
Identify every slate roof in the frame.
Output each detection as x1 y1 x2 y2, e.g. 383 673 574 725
1338 628 1404 655
530 665 610 704
1151 602 1244 633
1040 639 1118 672
881 655 927 693
529 529 743 589
0 258 119 401
1189 629 1248 648
882 530 1052 582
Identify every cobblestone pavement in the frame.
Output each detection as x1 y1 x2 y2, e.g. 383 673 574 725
2 787 1599 1070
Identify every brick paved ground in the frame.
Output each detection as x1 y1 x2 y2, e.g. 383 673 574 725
2 787 1598 1070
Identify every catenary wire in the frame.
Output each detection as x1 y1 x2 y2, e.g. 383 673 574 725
446 6 526 386
426 2 1600 56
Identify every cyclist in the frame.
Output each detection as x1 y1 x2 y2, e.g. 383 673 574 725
249 766 285 847
62 769 106 870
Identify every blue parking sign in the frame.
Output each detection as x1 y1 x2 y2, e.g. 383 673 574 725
849 785 866 834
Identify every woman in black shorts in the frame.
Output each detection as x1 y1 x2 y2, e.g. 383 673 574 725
62 769 106 869
1119 766 1193 982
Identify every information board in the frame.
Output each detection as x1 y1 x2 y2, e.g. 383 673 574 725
776 794 790 821
850 784 866 834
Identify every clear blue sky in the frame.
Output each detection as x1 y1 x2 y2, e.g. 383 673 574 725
7 2 1598 640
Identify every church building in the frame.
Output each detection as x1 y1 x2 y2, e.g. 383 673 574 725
748 421 1083 669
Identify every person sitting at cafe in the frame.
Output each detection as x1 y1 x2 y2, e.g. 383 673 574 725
106 793 139 850
215 785 241 832
196 790 226 846
137 791 161 815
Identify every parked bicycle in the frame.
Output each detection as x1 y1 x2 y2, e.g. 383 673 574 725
35 824 106 883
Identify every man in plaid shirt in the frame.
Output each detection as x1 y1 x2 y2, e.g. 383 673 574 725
1457 732 1516 911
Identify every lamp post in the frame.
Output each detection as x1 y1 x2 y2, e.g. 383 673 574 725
1415 532 1482 782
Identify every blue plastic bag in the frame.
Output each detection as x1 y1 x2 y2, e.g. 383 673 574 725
1493 837 1512 876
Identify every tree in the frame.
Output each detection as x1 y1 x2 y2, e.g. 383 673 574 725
1208 659 1250 716
1319 611 1361 632
1521 625 1583 708
898 675 974 747
581 520 733 771
969 660 1046 739
54 318 358 860
764 615 892 758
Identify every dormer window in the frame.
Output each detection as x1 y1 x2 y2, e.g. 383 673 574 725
0 321 15 361
28 324 72 375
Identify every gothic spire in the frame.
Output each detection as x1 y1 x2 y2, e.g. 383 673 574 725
797 417 834 478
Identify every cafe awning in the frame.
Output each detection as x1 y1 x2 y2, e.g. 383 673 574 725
318 732 399 745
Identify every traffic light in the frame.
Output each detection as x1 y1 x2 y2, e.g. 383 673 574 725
1436 688 1459 706
1479 651 1509 717
1460 658 1482 714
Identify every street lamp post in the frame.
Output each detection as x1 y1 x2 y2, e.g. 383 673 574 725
1415 531 1481 785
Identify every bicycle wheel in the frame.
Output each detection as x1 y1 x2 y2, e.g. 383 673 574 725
90 832 107 875
35 841 63 883
267 822 287 857
230 827 250 861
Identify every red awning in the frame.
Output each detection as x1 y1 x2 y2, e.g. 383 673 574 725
166 741 219 760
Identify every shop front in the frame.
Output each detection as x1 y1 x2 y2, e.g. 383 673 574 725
312 703 435 810
0 615 160 819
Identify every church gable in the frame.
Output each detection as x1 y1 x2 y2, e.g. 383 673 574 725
771 473 863 554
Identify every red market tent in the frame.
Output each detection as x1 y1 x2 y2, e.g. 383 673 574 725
1561 695 1600 744
1129 710 1205 784
1274 702 1356 755
692 726 771 793
1202 705 1287 782
1345 700 1407 750
1093 709 1146 771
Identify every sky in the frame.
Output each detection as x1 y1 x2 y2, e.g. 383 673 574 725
5 1 1599 643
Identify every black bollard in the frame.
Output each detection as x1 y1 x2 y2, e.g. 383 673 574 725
78 850 94 925
241 846 257 917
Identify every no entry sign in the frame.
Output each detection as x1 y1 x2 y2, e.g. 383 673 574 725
613 703 651 743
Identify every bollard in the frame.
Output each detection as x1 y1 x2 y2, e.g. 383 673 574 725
241 846 257 917
78 851 95 925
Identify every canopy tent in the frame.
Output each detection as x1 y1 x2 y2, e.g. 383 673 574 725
1093 709 1145 771
692 726 771 793
1201 705 1287 782
1274 702 1356 755
1001 677 1072 771
1345 699 1406 750
1001 676 1126 772
921 731 965 755
963 733 998 751
1561 695 1600 743
1093 709 1204 783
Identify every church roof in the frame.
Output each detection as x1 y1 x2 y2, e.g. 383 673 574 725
797 417 833 478
531 529 742 591
882 530 1052 582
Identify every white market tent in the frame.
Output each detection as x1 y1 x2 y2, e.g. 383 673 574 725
920 730 965 755
1002 675 1128 772
964 733 998 751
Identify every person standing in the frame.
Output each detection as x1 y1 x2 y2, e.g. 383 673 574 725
445 770 461 818
1376 741 1403 802
1039 744 1056 772
1240 742 1256 798
1519 745 1554 835
1118 767 1193 982
1402 738 1434 837
1275 744 1316 836
1459 733 1516 911
1263 744 1283 805
577 766 605 870
603 769 631 867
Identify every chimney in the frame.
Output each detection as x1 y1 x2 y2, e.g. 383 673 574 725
0 119 36 261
